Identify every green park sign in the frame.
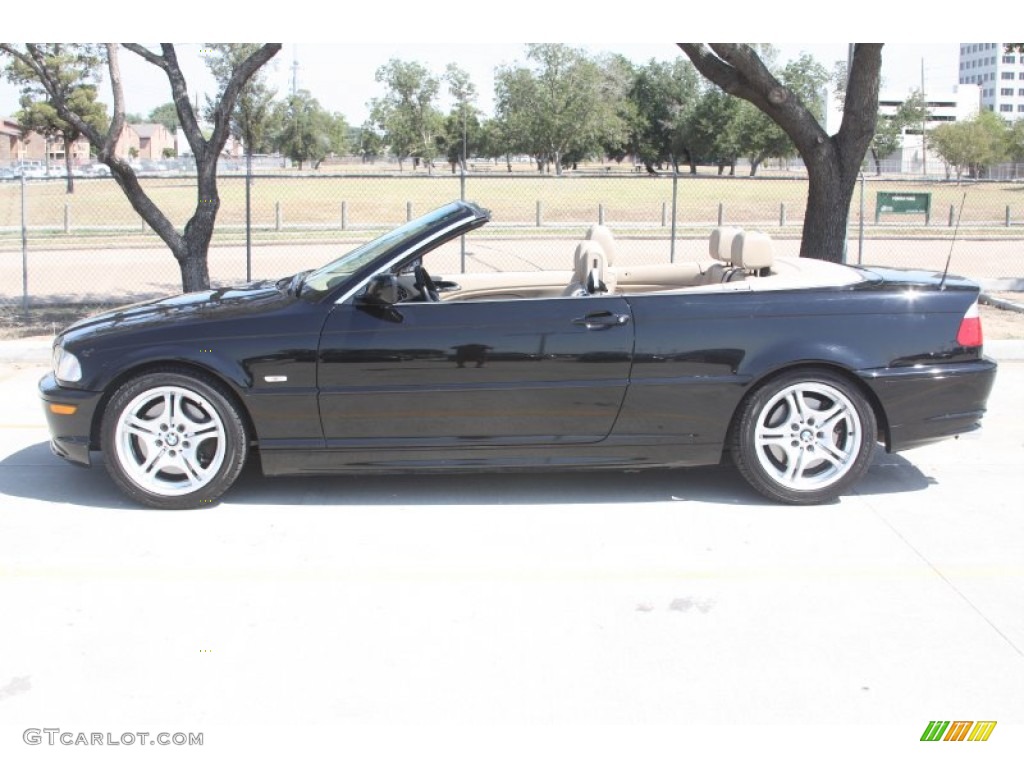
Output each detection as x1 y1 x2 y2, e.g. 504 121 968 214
875 191 932 224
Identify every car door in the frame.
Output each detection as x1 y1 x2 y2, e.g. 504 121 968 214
316 295 634 448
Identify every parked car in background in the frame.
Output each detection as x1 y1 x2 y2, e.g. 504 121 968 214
78 163 111 177
40 201 997 509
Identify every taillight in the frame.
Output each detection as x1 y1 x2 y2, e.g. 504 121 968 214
956 301 983 347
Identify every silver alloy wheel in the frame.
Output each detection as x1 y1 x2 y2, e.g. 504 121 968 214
752 381 863 492
114 385 228 497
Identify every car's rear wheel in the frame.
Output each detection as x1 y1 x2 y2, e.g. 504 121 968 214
731 369 877 505
101 371 248 509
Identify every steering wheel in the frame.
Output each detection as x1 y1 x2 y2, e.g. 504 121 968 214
413 265 440 302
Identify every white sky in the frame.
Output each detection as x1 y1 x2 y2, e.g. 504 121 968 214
0 4 988 128
0 43 963 128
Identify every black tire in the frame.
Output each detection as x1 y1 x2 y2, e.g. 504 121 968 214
730 368 877 505
100 370 248 509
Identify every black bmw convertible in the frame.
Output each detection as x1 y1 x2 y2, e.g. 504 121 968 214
40 200 997 508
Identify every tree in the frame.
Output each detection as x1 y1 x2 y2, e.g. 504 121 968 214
1008 119 1024 164
442 63 479 173
930 111 1008 181
3 44 108 193
493 64 544 168
678 43 883 262
734 101 792 176
627 58 701 173
204 44 278 157
865 91 930 176
273 90 338 169
493 44 627 175
148 102 179 132
868 113 902 175
369 59 443 172
0 43 281 291
686 88 744 174
355 121 384 162
734 53 831 177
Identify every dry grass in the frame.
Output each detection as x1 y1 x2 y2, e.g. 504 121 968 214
2 174 1022 248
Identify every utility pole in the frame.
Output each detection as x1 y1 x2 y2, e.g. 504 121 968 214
921 58 927 177
291 46 299 97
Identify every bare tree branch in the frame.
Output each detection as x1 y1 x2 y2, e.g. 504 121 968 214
678 43 827 150
102 43 126 160
1 42 281 290
677 42 884 261
121 43 166 70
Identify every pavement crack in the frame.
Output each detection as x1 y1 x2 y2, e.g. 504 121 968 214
874 508 1024 659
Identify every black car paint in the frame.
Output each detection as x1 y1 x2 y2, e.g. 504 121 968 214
40 200 996 485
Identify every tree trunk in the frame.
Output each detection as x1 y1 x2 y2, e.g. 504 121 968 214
176 161 219 291
64 136 74 194
677 43 882 263
799 145 858 262
5 42 282 295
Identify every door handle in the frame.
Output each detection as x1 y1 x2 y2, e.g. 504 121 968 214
572 312 631 330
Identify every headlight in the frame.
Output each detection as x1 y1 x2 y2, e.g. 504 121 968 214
52 345 82 383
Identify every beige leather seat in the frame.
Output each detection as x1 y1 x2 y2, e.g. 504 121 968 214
564 241 616 296
701 226 742 283
730 231 774 278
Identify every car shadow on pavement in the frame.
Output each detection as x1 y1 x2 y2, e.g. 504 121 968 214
1 441 933 510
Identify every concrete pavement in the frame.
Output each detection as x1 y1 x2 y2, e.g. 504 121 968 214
1 343 1022 767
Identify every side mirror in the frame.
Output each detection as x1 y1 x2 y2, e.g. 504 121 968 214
357 274 404 323
361 273 399 305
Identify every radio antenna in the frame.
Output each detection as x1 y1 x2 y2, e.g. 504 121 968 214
939 190 967 291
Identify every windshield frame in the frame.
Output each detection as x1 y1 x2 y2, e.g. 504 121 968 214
298 201 488 301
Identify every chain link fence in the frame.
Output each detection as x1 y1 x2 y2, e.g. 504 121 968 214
2 167 1023 324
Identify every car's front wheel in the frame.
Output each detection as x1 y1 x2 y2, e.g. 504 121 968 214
101 370 248 509
731 369 877 505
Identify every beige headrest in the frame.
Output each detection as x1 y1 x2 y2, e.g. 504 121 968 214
709 227 742 263
573 241 615 292
584 224 617 266
732 231 774 271
573 241 605 281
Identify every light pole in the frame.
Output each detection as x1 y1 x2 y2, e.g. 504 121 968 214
459 97 467 272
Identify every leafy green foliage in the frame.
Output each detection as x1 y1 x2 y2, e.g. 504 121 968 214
626 57 700 172
148 102 179 132
868 113 903 174
929 110 1010 181
1007 119 1024 162
439 64 482 172
3 43 107 192
369 59 443 172
273 90 345 169
493 44 628 175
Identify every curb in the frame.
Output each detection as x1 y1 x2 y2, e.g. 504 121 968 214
981 291 1024 314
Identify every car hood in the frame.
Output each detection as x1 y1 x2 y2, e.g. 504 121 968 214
61 281 294 344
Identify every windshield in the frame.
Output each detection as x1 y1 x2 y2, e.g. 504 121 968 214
299 202 479 297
